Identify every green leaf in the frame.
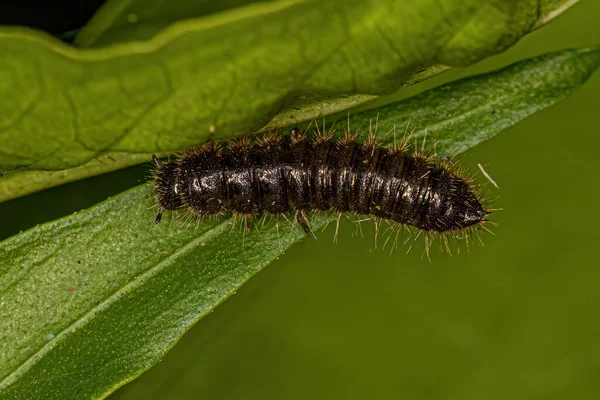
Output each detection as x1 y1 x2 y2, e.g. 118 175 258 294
0 0 548 174
76 0 580 48
75 0 582 138
535 0 581 29
0 0 579 201
2 45 599 398
337 47 600 158
74 0 276 48
0 153 154 203
1 47 598 203
0 184 328 399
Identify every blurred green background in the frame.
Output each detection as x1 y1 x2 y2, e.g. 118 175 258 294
2 2 600 399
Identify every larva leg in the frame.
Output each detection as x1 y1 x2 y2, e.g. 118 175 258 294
295 210 312 236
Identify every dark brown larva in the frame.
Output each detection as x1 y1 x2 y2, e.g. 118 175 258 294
153 130 490 238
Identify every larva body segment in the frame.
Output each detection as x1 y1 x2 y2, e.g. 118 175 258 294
154 132 489 236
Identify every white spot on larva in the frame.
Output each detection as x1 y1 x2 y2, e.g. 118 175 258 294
431 192 442 208
128 13 139 23
402 185 414 201
193 178 201 191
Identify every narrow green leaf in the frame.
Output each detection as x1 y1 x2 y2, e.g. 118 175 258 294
0 0 544 174
2 45 598 398
0 184 328 399
338 47 600 157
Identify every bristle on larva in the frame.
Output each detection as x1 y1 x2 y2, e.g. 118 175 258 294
152 128 493 250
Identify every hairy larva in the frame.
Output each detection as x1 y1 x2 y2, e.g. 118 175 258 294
152 127 493 251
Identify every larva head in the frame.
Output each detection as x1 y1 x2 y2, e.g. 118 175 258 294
414 163 491 233
153 156 183 224
446 176 489 230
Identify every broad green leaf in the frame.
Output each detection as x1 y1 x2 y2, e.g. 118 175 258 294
0 1 581 202
0 0 566 201
73 0 581 140
0 0 545 174
1 47 598 203
2 45 599 398
0 153 154 203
